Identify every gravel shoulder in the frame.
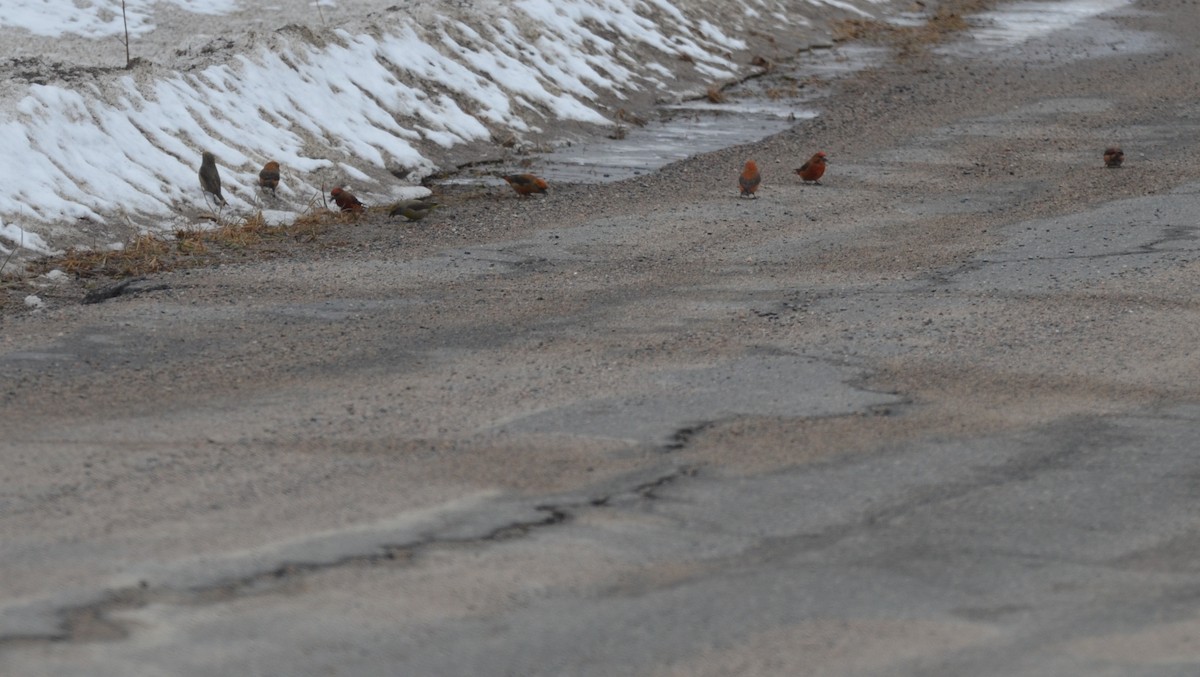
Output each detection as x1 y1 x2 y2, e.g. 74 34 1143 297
5 0 1200 674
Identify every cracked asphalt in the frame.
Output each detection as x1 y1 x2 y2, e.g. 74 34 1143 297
6 0 1200 674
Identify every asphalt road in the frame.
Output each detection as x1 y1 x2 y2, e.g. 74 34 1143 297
5 0 1200 674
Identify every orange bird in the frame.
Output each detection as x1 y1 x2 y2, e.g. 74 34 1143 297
794 151 828 184
502 173 549 198
330 186 365 213
739 160 761 198
258 161 281 194
1103 146 1124 168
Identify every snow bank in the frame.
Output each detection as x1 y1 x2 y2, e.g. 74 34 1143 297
0 0 897 252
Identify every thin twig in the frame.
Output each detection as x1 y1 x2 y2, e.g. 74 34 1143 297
121 0 131 68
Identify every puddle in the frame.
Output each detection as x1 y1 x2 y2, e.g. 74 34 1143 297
525 105 816 185
459 45 887 186
938 0 1137 55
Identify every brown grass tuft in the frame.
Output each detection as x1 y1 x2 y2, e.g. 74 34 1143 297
52 232 171 278
289 198 343 242
174 226 209 254
211 211 289 249
765 83 800 100
750 55 774 72
32 209 315 281
614 108 647 126
830 0 985 56
831 18 897 43
705 85 727 103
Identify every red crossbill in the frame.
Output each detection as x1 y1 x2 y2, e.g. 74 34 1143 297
502 173 549 198
330 186 365 213
739 160 761 198
794 151 828 184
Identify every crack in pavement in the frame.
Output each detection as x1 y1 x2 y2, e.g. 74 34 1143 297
661 423 716 453
0 465 698 649
976 227 1200 265
696 417 1136 576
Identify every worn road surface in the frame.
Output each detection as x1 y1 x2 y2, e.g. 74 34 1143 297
5 0 1200 674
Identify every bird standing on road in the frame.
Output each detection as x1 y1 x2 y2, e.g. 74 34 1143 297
795 151 828 184
502 173 549 198
739 160 761 198
259 161 281 194
198 151 227 206
389 199 438 221
1104 147 1124 168
330 186 365 213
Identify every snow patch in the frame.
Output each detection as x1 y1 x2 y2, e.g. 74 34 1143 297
0 218 55 256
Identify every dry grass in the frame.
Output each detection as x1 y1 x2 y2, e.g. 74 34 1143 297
212 210 288 248
748 30 777 46
765 83 801 100
54 232 172 279
0 270 17 310
173 226 209 255
613 108 647 126
830 0 984 56
31 204 340 281
831 18 892 43
705 85 727 104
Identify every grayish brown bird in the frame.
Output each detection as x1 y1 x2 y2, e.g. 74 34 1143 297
388 199 439 221
1104 146 1124 168
199 151 227 206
